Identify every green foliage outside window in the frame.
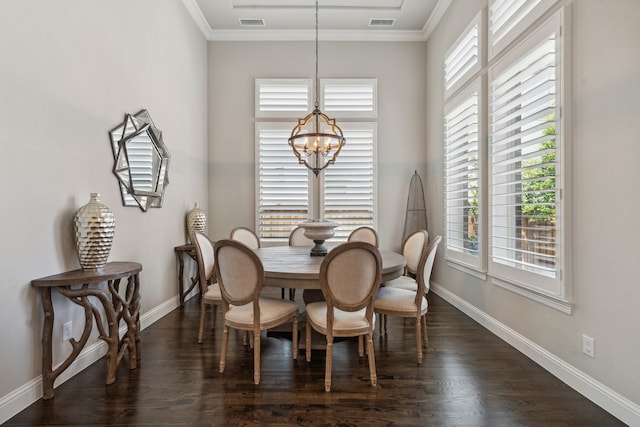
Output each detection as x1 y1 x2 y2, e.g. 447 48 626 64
521 123 556 224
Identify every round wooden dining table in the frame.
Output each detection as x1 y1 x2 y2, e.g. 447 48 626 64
253 245 406 289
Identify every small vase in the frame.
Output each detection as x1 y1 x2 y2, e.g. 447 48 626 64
186 202 207 244
73 193 116 270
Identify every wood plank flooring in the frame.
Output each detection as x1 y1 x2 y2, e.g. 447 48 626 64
5 290 625 426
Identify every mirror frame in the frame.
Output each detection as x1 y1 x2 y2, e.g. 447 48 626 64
108 110 170 212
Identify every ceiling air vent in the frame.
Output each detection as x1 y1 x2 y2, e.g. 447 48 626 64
239 18 265 27
369 18 395 27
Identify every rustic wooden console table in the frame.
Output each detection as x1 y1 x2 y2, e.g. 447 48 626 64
31 261 142 399
174 244 199 306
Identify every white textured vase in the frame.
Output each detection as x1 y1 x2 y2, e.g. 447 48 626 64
186 202 207 244
73 193 116 270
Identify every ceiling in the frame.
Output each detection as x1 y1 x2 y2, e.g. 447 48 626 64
184 0 451 41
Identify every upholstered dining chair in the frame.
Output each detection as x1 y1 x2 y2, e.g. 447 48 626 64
374 235 441 364
347 226 379 247
214 239 299 385
229 226 260 249
285 226 313 300
288 225 312 246
193 232 223 344
305 241 382 392
400 229 429 279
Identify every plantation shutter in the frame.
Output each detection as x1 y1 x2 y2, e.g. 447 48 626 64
444 12 481 98
323 123 375 239
257 123 309 240
489 14 561 295
444 82 481 269
256 79 312 117
489 0 558 59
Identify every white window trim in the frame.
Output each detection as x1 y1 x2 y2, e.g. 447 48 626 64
255 78 378 242
487 8 571 310
443 4 572 313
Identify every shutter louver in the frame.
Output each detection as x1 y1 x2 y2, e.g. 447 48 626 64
444 14 480 97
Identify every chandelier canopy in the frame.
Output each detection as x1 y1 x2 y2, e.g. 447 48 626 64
288 0 345 177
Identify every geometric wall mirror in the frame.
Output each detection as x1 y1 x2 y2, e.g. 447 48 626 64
108 110 170 212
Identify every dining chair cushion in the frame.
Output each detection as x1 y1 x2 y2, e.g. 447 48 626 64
381 275 418 291
305 303 375 334
225 297 298 328
374 287 428 316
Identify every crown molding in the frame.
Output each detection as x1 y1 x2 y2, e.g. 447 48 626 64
209 28 428 42
423 0 452 40
183 0 450 42
182 0 213 40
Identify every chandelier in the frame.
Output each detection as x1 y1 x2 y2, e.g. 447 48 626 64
288 0 345 177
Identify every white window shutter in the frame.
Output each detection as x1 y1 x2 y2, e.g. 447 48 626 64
489 14 561 296
257 123 309 240
444 81 482 270
323 123 376 239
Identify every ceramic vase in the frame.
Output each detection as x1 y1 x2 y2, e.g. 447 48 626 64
73 193 116 270
186 202 207 244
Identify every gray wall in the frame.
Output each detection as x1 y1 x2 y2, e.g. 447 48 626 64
0 0 208 421
206 41 428 249
426 0 640 422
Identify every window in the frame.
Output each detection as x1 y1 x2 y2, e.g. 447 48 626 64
444 10 485 275
444 80 484 273
256 79 377 242
444 1 571 312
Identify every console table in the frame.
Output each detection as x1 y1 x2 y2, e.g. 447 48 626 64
31 261 142 399
174 244 199 306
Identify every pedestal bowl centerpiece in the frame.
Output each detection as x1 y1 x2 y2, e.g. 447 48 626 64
299 219 339 257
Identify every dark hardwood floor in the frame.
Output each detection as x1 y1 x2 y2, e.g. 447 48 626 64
6 290 625 426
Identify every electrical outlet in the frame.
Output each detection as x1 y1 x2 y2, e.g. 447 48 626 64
582 334 595 358
63 321 73 342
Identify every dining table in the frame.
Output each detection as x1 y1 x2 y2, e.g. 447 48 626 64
254 245 406 295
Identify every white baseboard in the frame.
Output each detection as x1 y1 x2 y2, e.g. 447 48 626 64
0 295 179 425
431 283 640 427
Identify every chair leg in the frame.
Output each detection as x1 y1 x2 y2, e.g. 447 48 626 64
384 314 388 334
358 335 364 357
305 322 312 362
415 316 423 365
253 330 261 385
211 305 217 329
220 325 229 373
325 337 334 392
367 333 377 387
289 288 296 301
198 302 207 344
292 317 299 360
421 315 428 348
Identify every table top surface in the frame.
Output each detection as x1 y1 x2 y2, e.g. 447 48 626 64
31 262 142 287
254 245 405 288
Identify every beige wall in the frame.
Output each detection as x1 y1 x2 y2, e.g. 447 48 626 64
207 41 427 249
0 0 208 421
426 0 640 423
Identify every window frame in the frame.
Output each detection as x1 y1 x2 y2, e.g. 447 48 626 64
255 78 378 243
443 2 572 313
